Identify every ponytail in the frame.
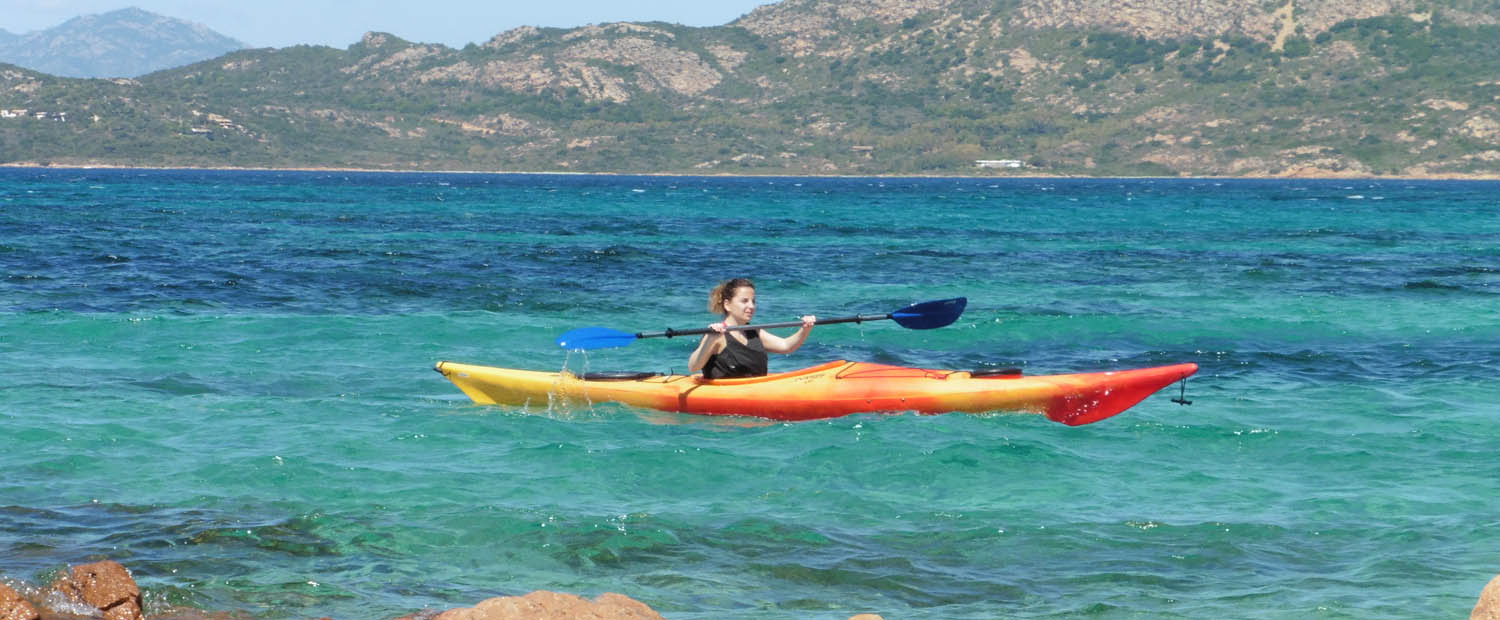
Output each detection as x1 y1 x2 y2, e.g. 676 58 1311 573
708 278 755 314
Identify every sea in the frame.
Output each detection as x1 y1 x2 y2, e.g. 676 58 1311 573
1 168 1497 619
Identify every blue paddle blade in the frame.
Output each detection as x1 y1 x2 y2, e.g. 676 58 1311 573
556 327 639 350
890 297 966 329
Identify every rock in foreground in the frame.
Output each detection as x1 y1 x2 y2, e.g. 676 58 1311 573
50 561 142 620
3 557 896 620
416 591 663 620
1475 574 1500 620
0 582 40 620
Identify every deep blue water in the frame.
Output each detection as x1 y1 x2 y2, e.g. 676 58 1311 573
2 168 1498 618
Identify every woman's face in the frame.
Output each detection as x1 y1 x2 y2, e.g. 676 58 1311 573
722 286 756 324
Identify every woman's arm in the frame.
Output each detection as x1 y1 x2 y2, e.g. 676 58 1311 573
759 315 816 354
688 324 727 372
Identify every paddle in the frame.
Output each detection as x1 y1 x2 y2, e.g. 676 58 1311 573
556 297 967 351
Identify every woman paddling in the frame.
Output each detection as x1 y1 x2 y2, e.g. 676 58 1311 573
688 278 815 379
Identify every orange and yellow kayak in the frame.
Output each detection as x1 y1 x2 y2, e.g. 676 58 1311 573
434 360 1197 425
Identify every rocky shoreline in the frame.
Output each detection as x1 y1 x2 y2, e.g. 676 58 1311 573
4 161 1500 181
3 559 1497 619
0 559 888 620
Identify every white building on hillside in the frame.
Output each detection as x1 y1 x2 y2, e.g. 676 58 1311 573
976 159 1025 169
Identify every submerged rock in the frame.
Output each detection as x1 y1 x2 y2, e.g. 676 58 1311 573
405 591 884 620
49 561 141 620
422 591 664 620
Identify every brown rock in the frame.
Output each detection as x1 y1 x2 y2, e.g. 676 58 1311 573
1475 574 1500 620
432 591 664 620
0 583 40 620
50 561 142 620
849 615 885 620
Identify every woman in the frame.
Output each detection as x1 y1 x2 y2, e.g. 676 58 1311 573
688 278 815 379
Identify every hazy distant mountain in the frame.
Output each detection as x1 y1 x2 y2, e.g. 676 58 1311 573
0 7 245 78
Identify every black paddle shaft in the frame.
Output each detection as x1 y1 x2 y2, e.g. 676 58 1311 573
640 313 892 340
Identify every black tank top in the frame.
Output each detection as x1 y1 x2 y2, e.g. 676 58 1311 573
702 330 769 379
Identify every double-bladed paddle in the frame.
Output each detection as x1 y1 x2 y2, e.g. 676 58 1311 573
556 297 967 351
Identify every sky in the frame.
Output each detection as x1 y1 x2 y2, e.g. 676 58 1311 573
0 0 780 48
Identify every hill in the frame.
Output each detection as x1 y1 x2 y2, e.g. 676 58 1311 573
2 0 1499 177
0 7 246 78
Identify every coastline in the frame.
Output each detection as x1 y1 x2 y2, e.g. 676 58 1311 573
5 160 1500 181
0 559 888 620
1 559 1496 619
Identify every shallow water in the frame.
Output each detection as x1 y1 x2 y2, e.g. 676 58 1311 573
2 169 1498 618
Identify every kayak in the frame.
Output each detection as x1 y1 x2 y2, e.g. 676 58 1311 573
433 359 1198 425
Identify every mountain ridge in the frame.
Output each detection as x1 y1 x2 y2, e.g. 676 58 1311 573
0 7 246 78
3 0 1499 177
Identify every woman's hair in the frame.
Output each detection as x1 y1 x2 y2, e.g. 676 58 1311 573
709 278 755 314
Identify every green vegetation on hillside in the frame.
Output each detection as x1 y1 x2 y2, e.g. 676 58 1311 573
3 2 1499 177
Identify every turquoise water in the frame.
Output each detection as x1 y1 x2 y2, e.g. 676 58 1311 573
2 169 1498 619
